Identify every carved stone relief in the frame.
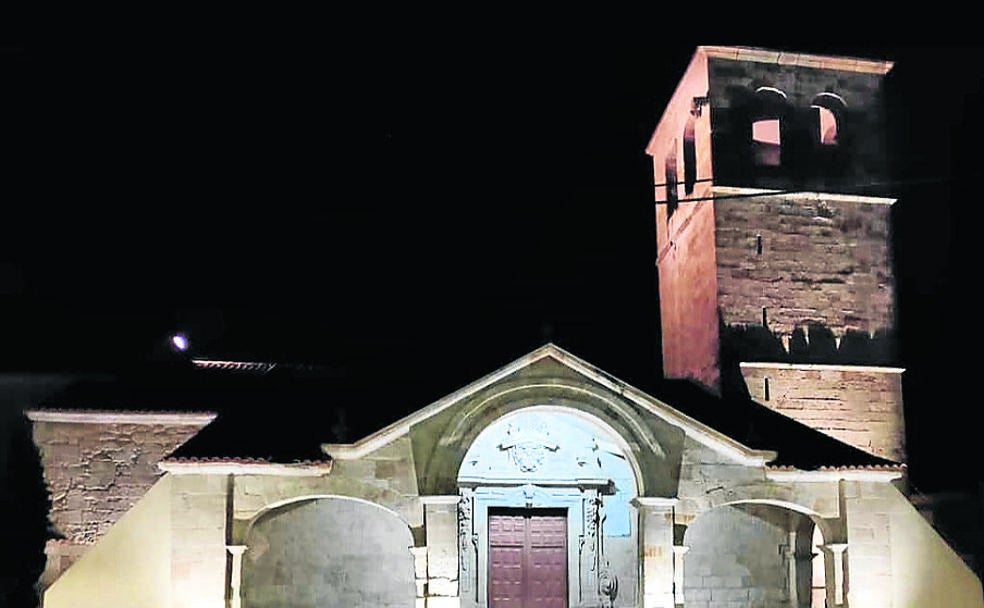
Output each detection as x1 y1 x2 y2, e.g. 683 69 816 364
457 490 478 601
496 416 559 473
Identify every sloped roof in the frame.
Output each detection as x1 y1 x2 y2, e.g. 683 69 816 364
28 344 899 471
159 344 898 471
651 377 896 469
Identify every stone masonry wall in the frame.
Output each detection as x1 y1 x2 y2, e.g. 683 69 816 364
683 504 794 608
649 48 722 391
32 418 209 544
740 364 905 462
845 481 984 608
29 413 211 586
658 199 722 391
715 194 895 348
234 435 422 527
243 497 416 608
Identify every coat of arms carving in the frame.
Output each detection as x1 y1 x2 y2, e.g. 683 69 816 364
496 417 559 472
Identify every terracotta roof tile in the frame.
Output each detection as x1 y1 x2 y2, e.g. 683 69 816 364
161 455 331 466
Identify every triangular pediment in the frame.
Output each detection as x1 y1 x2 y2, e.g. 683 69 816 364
321 343 776 469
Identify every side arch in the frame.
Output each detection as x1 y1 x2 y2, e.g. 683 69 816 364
683 499 830 608
243 493 414 540
242 495 415 608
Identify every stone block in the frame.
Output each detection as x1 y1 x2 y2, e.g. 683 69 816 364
424 598 461 608
410 546 428 579
427 577 458 597
711 587 750 601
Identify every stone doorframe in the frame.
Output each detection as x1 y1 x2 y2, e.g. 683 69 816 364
457 480 619 608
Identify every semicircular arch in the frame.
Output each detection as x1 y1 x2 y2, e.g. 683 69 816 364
242 494 415 608
244 493 413 541
415 377 684 497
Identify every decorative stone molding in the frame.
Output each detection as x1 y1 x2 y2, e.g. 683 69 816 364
26 409 217 425
457 490 478 601
765 468 903 483
580 489 600 601
631 496 679 509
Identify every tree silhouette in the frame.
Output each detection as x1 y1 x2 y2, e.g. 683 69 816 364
0 410 51 608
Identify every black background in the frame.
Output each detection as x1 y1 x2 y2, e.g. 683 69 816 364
2 27 981 493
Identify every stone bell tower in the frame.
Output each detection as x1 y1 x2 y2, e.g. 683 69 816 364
646 46 905 462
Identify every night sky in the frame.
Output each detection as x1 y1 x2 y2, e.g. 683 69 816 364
2 33 981 492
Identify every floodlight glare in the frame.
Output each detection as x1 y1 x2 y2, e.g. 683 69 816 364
171 333 189 351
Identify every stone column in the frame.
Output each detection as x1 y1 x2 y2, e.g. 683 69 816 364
226 545 247 608
632 497 677 608
820 543 848 606
672 545 689 607
781 534 797 606
421 495 462 604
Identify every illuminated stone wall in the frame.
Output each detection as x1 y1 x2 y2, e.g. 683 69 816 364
244 497 415 608
648 48 897 391
683 504 795 608
715 193 895 349
29 348 984 608
845 481 984 608
647 48 721 392
170 473 227 608
232 435 422 526
43 476 173 608
741 363 905 462
655 198 723 392
28 412 212 588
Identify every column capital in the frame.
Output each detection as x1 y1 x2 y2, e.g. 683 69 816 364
226 545 248 556
631 496 678 509
819 543 848 605
419 495 461 505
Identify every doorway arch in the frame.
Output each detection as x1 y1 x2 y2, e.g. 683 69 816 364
456 407 640 608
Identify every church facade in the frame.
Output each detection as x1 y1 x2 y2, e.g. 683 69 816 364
27 46 984 607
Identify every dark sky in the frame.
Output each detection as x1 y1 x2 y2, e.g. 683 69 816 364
2 33 980 491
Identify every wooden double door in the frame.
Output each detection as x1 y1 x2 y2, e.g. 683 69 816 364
488 508 567 608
